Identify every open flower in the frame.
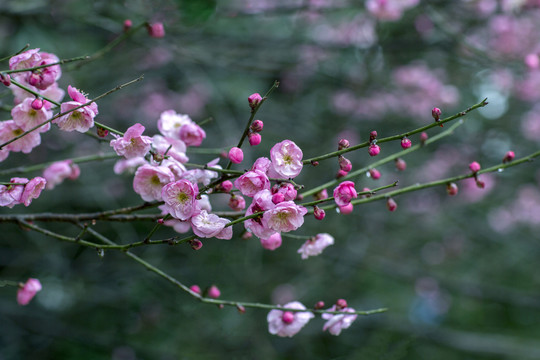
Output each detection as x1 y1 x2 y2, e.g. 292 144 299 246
110 123 152 159
190 210 232 239
53 86 98 132
270 140 303 178
264 201 307 233
133 164 175 201
322 305 358 336
267 301 314 337
333 181 357 207
161 179 198 220
297 233 335 259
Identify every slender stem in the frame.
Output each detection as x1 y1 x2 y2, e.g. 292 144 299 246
0 280 21 287
0 76 143 150
17 218 103 248
302 98 488 164
2 56 89 74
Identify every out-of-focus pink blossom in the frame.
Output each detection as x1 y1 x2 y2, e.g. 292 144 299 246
333 181 357 207
151 135 188 164
267 301 314 337
157 110 193 139
147 22 165 38
387 197 398 212
366 0 419 21
321 305 358 335
133 164 175 201
161 179 198 220
207 285 221 299
20 177 47 206
260 233 282 250
0 120 41 154
270 140 303 179
447 183 459 196
113 157 147 175
0 177 27 208
17 278 42 306
297 233 334 259
179 122 206 147
369 168 381 180
43 160 80 190
110 123 152 159
181 158 221 186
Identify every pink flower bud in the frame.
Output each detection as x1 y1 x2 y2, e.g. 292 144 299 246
395 158 407 171
420 132 428 144
369 130 378 142
338 156 352 172
190 285 201 294
503 151 515 163
469 161 481 173
228 194 246 211
311 160 319 166
208 285 221 299
432 107 442 121
339 203 354 214
17 278 42 306
0 73 11 87
313 206 325 220
314 301 325 310
282 311 295 324
157 218 165 224
338 138 350 150
525 53 539 70
272 192 285 204
217 180 233 193
447 182 458 196
242 231 253 240
123 19 133 32
361 187 372 198
97 126 109 138
260 233 282 250
401 137 412 149
147 22 165 38
336 169 348 178
369 168 381 180
476 179 485 189
368 144 380 156
251 120 264 132
336 299 348 309
28 73 40 88
228 147 244 164
248 132 261 146
237 304 246 313
248 93 262 108
387 198 397 212
31 98 44 110
190 239 203 250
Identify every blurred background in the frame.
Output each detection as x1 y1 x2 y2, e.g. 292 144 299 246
1 0 540 358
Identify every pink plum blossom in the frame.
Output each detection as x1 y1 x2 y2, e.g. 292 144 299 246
110 123 152 159
333 181 358 207
0 178 26 208
244 190 277 239
11 97 52 132
20 177 47 206
161 179 198 220
147 22 165 38
17 278 42 306
54 86 98 132
263 201 307 233
322 305 358 336
234 170 271 197
272 183 297 201
297 233 335 259
267 301 314 337
179 122 206 147
133 164 175 201
27 53 62 90
252 157 272 173
190 210 232 239
229 147 244 164
270 140 303 178
260 233 282 250
0 120 41 154
151 135 188 163
43 160 80 189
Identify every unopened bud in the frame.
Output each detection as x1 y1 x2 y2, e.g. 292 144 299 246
368 168 381 180
387 198 397 212
272 192 285 204
361 187 372 198
190 285 201 294
190 239 203 250
369 130 378 142
432 107 442 121
147 22 165 38
250 119 264 132
248 132 261 146
336 169 348 178
207 285 221 299
469 161 481 173
248 93 262 109
282 311 294 324
420 132 428 145
476 179 485 189
228 194 246 211
338 138 350 150
338 156 352 172
217 180 233 193
368 144 380 157
123 19 132 32
0 73 11 87
311 160 319 166
236 304 246 314
395 158 406 171
96 126 109 138
336 299 348 309
228 147 244 164
503 151 515 163
446 182 458 196
242 231 253 240
339 203 354 214
157 218 165 224
313 206 325 220
401 137 412 149
31 98 44 110
314 301 325 310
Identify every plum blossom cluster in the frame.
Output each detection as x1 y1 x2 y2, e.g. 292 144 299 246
267 299 357 337
0 176 46 208
0 48 99 164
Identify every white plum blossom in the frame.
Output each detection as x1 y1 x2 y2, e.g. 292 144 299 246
322 305 358 336
297 233 335 259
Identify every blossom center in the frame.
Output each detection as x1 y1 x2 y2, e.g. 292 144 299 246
177 192 190 204
150 175 161 185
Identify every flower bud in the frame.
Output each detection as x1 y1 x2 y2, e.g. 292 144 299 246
420 132 428 145
338 138 350 150
446 182 458 196
503 151 515 163
401 137 412 149
242 231 253 240
97 126 109 138
248 93 262 108
190 285 201 294
0 73 11 87
314 189 328 200
157 218 165 225
272 192 285 204
361 187 372 198
237 304 246 314
31 98 44 110
368 168 381 180
339 203 354 214
28 73 40 88
336 299 348 309
251 120 264 132
525 53 539 70
369 130 378 142
432 107 442 121
338 156 352 172
147 22 165 38
282 311 295 324
476 179 485 189
228 194 246 211
228 147 244 164
469 161 481 173
395 158 406 171
314 301 325 310
190 239 203 250
207 285 221 299
313 206 325 220
368 144 380 156
248 132 261 146
311 160 319 166
387 198 397 212
336 169 348 178
123 19 132 32
217 180 233 193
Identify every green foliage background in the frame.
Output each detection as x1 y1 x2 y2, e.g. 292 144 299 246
1 0 540 359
